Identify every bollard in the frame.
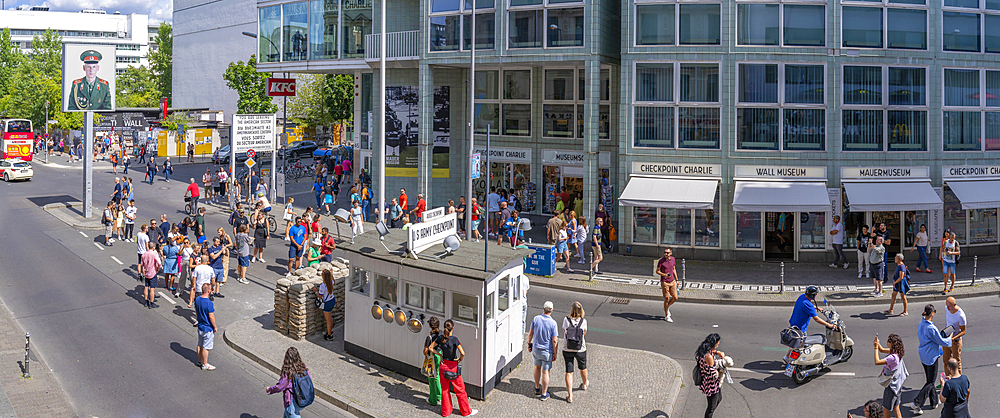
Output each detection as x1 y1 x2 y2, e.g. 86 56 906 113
780 262 785 294
23 332 30 379
972 255 978 286
588 251 594 282
681 259 686 292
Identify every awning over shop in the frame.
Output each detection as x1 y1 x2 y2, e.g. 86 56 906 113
843 181 942 212
619 177 719 209
732 181 831 212
945 180 1000 210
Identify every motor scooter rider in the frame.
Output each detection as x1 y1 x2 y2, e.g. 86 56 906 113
789 286 837 333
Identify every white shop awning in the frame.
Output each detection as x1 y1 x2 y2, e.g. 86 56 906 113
732 181 831 212
618 177 719 209
843 181 942 212
945 180 1000 210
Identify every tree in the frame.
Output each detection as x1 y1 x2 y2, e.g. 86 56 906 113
287 74 353 127
324 74 354 125
0 29 86 130
160 111 193 131
0 28 24 99
147 23 172 101
223 55 277 114
116 66 159 108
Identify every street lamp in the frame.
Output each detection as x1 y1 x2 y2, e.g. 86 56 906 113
44 100 49 164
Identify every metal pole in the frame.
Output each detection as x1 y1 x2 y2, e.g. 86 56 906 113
972 255 978 286
83 112 94 218
681 258 686 292
484 125 489 272
466 10 476 241
23 332 30 378
780 261 785 294
275 76 284 205
44 101 49 164
377 0 387 225
230 125 236 211
588 251 594 281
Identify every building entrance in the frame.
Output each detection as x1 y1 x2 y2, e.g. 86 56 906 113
765 212 795 260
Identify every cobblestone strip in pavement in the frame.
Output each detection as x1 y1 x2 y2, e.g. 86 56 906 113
225 315 681 418
0 302 75 418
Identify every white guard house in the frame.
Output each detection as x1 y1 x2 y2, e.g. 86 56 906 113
339 210 530 400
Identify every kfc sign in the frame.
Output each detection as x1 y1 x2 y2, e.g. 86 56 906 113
266 78 296 96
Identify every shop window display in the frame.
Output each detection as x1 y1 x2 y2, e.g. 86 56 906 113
736 212 762 248
633 207 657 243
695 190 720 247
800 212 826 249
969 208 997 244
660 208 692 246
943 187 967 243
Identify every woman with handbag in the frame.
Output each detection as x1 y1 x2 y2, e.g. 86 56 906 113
874 333 909 418
427 319 478 417
562 302 589 403
312 270 337 341
696 333 725 418
422 317 443 406
884 254 910 316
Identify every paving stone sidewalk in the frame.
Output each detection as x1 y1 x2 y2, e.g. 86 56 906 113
225 314 681 418
0 302 75 418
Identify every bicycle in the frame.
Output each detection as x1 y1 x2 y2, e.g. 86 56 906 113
184 196 194 216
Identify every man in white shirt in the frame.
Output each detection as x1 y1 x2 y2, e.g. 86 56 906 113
943 297 967 374
486 187 500 237
189 254 215 309
136 224 150 278
829 215 848 269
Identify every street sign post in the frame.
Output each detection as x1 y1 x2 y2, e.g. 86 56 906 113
246 158 256 169
247 149 256 159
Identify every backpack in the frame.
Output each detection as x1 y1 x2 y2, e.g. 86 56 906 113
292 372 315 408
101 210 109 225
693 362 704 386
564 317 584 351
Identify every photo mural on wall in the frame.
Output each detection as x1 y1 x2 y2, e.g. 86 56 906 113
384 86 450 178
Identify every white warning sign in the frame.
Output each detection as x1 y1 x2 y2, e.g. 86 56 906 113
232 114 276 155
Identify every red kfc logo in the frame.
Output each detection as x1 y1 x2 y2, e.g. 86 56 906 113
267 78 296 96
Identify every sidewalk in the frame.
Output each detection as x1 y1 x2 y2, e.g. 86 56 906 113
0 301 75 418
225 315 681 418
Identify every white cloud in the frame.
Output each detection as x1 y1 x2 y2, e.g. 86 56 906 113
11 0 172 22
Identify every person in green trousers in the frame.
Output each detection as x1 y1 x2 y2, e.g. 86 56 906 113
423 316 443 406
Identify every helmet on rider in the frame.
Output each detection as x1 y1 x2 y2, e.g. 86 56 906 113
805 286 819 299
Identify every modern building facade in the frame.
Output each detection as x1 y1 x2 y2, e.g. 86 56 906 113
0 7 150 74
254 0 1000 262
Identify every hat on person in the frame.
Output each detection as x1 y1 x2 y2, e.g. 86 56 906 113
543 301 554 310
80 50 102 64
312 238 322 246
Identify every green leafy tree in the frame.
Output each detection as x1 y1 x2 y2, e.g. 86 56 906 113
0 28 24 99
287 74 353 127
324 74 354 125
223 55 277 114
0 29 87 130
160 111 193 131
116 66 159 108
147 24 172 100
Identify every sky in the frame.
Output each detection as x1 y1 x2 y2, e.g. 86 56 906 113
6 0 172 23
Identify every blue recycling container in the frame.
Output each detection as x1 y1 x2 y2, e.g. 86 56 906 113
524 243 556 276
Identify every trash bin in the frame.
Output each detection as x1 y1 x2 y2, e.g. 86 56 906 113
524 243 556 276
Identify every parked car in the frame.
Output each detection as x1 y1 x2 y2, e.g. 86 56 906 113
0 159 33 181
278 140 318 160
217 145 251 164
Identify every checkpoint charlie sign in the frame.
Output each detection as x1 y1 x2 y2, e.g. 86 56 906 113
408 212 457 253
232 114 276 154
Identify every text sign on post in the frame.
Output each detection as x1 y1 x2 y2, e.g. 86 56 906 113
232 114 276 155
266 78 296 96
421 207 445 223
471 153 481 179
408 212 458 254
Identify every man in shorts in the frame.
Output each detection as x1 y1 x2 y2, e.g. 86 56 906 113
140 242 162 309
202 169 214 203
656 247 679 323
189 253 214 308
528 301 559 401
208 237 228 299
287 216 307 276
195 283 218 371
136 224 149 278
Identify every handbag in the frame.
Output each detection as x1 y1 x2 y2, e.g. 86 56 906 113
421 356 437 378
878 366 894 388
442 364 462 381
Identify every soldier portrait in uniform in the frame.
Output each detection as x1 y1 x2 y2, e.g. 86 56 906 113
62 44 115 112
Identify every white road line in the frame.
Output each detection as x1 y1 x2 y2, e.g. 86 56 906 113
157 292 177 305
79 231 88 237
727 367 855 377
110 256 123 265
93 242 105 251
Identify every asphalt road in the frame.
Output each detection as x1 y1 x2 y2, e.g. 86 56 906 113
0 160 350 417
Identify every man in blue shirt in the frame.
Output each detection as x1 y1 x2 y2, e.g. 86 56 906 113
208 237 227 298
788 286 836 334
528 301 559 400
194 283 218 371
909 304 953 414
287 216 307 276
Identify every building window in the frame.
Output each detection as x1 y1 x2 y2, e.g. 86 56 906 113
943 187 966 243
633 62 720 149
634 1 720 46
737 63 826 151
375 274 398 304
842 65 928 152
736 212 762 248
970 208 998 243
679 4 721 45
282 2 309 61
404 282 425 308
942 0 1000 53
426 287 446 314
736 2 825 47
842 1 927 50
943 68 1000 151
451 292 478 324
636 4 674 45
309 0 338 60
800 212 826 249
631 190 719 247
260 6 282 63
351 268 370 295
508 0 584 49
430 0 495 52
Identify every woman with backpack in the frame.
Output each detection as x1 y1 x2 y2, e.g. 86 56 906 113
884 254 910 316
267 346 313 418
696 333 725 418
562 302 589 403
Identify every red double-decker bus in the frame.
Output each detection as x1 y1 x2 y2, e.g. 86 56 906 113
1 118 33 161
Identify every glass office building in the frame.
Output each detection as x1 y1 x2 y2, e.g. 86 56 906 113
258 0 1000 261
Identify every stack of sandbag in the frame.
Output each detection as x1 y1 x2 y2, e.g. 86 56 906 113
274 278 291 334
272 259 350 339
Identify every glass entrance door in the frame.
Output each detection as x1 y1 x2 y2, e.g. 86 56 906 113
872 211 902 254
765 212 795 260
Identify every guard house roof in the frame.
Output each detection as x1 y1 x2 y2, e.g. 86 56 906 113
338 229 532 281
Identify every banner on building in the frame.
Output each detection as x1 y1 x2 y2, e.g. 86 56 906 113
385 86 450 177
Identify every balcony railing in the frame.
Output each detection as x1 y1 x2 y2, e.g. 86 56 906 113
364 30 419 61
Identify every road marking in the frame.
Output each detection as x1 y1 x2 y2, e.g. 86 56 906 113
93 242 105 251
79 231 88 237
728 367 855 377
110 256 123 265
588 327 626 335
963 345 1000 352
157 292 177 305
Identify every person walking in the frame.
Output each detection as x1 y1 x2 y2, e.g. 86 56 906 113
146 157 157 185
575 217 588 265
282 197 296 240
350 200 364 235
162 236 181 297
136 224 149 278
194 283 218 371
313 270 337 341
942 297 967 374
185 178 200 215
829 215 849 269
362 184 373 222
456 196 466 236
938 358 971 418
565 211 578 260
696 333 725 418
562 301 589 403
556 219 573 272
235 224 252 284
101 201 115 246
591 217 604 274
941 233 960 295
528 301 559 401
908 304 953 415
312 178 324 209
287 216 306 276
856 225 871 279
208 236 228 298
140 242 162 308
910 224 931 273
884 254 910 316
874 333 909 418
427 319 477 416
869 236 887 297
546 210 563 258
656 247 679 322
203 169 214 204
389 198 403 229
486 187 500 237
423 317 443 406
470 198 482 241
253 212 268 263
187 143 195 162
122 153 130 175
266 347 313 418
163 157 172 182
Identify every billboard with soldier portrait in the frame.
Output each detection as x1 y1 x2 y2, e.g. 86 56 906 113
61 44 116 112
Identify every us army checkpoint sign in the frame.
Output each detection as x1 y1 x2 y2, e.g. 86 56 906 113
62 44 116 112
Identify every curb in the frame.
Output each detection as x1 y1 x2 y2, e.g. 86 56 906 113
222 328 379 418
41 202 104 231
613 345 683 417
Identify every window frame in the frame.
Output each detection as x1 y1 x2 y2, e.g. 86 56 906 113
840 1 929 51
941 0 1000 53
540 67 613 139
429 0 497 53
507 0 585 50
735 61 828 152
629 187 721 248
841 63 930 153
403 281 425 310
632 0 723 47
941 67 1000 152
631 61 722 150
734 1 827 48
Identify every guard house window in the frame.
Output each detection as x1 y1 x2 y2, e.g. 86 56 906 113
633 62 720 149
942 0 1000 53
497 276 509 312
451 292 479 324
736 1 826 47
426 287 446 314
842 0 928 50
404 282 424 309
842 65 928 152
350 268 370 296
430 0 495 52
508 0 584 49
736 63 826 151
943 68 1000 151
374 274 397 304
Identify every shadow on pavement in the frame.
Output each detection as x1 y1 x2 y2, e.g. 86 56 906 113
492 377 543 400
851 312 893 321
253 311 274 329
744 360 785 370
124 285 147 306
173 305 196 325
27 195 80 207
739 373 797 391
639 410 670 418
170 341 198 366
377 380 438 413
121 268 139 281
611 312 663 322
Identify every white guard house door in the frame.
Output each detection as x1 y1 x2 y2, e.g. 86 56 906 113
484 273 520 384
